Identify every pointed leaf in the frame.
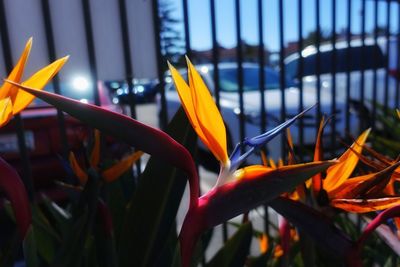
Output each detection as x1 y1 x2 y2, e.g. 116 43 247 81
90 129 101 168
269 197 354 261
0 157 31 238
200 161 336 228
332 197 400 213
206 222 253 267
8 81 200 205
118 108 197 267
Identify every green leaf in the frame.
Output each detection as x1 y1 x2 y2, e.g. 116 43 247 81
11 84 197 184
206 222 253 267
23 227 39 267
118 108 197 267
30 205 59 264
269 197 353 262
202 161 336 228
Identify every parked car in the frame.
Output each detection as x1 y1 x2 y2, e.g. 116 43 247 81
104 78 160 105
159 62 359 169
284 37 399 116
0 79 124 200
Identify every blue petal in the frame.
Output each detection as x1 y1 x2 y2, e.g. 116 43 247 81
228 104 316 170
245 104 315 147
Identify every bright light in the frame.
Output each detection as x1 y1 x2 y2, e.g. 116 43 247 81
72 76 90 91
80 98 89 104
200 66 209 73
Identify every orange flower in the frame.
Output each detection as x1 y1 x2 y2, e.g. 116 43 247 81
0 38 68 127
69 130 143 184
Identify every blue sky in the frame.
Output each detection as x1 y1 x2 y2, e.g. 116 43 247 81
167 0 399 52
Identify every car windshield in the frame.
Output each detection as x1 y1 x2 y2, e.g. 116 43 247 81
286 44 386 80
210 67 288 92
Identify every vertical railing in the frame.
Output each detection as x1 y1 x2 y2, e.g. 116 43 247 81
0 0 34 201
345 0 352 134
315 0 322 124
235 0 245 146
298 0 305 160
360 0 366 132
397 2 400 108
278 0 287 156
41 0 70 159
372 0 379 130
331 0 337 154
384 0 391 112
81 0 100 106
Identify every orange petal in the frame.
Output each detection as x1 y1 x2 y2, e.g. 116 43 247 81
397 109 400 119
186 58 229 165
13 56 69 115
269 158 277 169
260 150 268 166
102 151 144 183
0 97 13 127
308 118 325 192
331 197 400 213
0 38 32 100
167 62 210 149
259 233 269 254
69 152 88 184
323 128 371 192
330 162 400 199
90 130 101 168
234 165 273 180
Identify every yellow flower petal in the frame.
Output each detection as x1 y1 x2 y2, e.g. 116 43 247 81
0 38 32 100
186 57 229 165
102 151 144 183
12 56 69 115
323 128 371 192
0 97 13 127
167 62 210 148
69 152 88 184
234 165 272 180
90 130 101 168
331 197 400 213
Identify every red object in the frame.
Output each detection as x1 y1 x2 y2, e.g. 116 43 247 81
0 82 122 199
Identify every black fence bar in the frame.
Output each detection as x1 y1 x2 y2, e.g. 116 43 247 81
209 0 227 244
331 0 337 154
258 0 266 136
298 0 304 160
360 0 366 131
210 0 221 110
81 0 100 106
182 0 192 58
41 0 69 159
345 0 352 133
396 2 400 107
315 0 322 123
118 0 138 119
235 0 245 146
384 0 391 111
0 0 34 200
372 0 379 129
152 0 168 129
278 0 287 156
118 0 142 177
257 0 270 238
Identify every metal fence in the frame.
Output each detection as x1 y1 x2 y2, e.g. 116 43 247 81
0 0 400 248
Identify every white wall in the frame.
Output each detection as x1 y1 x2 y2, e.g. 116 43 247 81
0 0 158 86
